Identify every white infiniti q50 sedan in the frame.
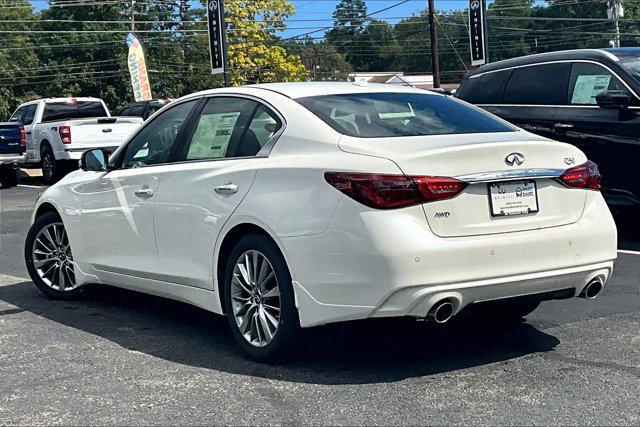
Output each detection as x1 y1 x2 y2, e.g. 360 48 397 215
25 82 617 361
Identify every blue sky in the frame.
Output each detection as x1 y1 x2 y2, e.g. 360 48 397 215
283 0 473 38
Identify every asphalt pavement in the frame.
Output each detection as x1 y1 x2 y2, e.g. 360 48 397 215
0 176 639 425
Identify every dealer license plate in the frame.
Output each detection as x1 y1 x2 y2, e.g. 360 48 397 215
488 180 539 217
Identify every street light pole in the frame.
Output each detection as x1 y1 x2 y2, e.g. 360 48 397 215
130 0 135 32
428 0 441 88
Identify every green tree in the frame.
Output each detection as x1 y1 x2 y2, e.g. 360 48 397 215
224 0 307 85
0 0 39 118
326 0 369 67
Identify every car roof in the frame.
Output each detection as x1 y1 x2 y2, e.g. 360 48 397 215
464 48 636 78
185 82 435 100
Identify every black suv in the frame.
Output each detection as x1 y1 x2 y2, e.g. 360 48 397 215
457 48 640 211
116 99 173 120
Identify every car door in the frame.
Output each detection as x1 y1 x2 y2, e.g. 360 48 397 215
21 104 38 159
497 62 571 139
79 99 199 275
552 61 640 207
152 96 283 289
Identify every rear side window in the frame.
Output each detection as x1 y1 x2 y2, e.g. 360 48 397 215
118 106 131 116
41 101 108 123
296 92 515 138
503 63 571 105
129 104 145 118
568 62 631 105
457 69 512 104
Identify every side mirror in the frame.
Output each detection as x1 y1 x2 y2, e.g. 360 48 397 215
595 90 630 110
80 148 108 172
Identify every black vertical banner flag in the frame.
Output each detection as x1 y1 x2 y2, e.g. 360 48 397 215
207 0 225 74
468 0 488 66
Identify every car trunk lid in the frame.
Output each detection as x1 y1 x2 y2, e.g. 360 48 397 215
339 132 588 237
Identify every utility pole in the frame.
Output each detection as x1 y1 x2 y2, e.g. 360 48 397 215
428 0 441 88
607 0 623 48
130 0 135 32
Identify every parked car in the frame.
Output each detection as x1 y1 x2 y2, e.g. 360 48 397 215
10 98 143 183
24 83 616 361
0 121 27 188
456 48 640 212
116 99 174 120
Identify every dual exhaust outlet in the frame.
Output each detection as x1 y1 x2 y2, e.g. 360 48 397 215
579 278 603 300
426 277 604 324
426 300 455 324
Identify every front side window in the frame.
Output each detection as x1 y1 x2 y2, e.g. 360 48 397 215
41 100 108 122
120 99 197 168
22 104 37 125
179 97 280 161
10 106 26 122
296 92 515 138
568 62 630 105
503 63 571 105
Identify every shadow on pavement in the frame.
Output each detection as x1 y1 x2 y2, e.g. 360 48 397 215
0 280 560 385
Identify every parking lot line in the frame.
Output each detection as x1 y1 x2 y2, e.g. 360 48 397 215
18 184 46 189
618 249 640 256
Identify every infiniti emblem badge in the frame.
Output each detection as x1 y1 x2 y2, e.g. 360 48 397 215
505 152 525 166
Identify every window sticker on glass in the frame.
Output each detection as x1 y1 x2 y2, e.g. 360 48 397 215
188 112 240 159
571 75 612 104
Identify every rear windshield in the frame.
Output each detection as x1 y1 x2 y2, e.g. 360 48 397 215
296 92 516 138
41 101 108 123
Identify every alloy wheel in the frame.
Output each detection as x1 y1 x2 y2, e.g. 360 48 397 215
31 222 76 291
42 153 54 182
230 250 281 347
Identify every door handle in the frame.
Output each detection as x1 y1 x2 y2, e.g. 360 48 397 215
554 123 574 129
214 183 238 195
134 188 154 199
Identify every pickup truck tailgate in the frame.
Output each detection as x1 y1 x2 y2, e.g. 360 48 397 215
68 117 142 148
0 122 25 154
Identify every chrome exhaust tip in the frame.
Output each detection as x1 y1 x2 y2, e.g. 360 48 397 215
579 279 603 300
427 300 455 324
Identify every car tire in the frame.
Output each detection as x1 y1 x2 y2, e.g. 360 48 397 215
0 167 19 188
41 146 61 184
223 233 300 362
24 211 83 300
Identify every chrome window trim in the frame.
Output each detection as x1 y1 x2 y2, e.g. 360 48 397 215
456 168 566 184
469 59 639 104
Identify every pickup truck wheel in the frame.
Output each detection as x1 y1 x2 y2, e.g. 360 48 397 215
41 148 60 184
0 167 19 188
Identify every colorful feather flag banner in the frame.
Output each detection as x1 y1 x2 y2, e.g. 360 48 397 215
126 33 152 102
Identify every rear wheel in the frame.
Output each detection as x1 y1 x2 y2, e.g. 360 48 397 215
223 234 300 362
0 167 19 188
24 211 83 299
41 146 62 184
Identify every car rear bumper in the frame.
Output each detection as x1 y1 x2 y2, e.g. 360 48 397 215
292 261 613 327
0 153 27 166
281 191 617 328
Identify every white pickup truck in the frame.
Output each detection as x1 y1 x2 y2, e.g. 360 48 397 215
10 97 143 183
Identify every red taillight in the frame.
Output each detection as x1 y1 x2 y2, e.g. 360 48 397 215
58 125 71 144
19 125 26 146
558 161 600 191
324 172 467 209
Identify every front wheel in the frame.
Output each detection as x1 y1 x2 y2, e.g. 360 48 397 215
24 211 83 299
223 234 300 362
